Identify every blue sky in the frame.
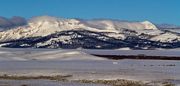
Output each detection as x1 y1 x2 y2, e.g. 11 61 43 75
0 0 179 25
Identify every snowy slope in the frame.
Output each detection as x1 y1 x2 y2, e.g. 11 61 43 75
0 49 106 61
0 16 159 42
150 32 180 42
0 16 180 49
84 19 158 31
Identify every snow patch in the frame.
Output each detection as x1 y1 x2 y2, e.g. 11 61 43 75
151 32 180 42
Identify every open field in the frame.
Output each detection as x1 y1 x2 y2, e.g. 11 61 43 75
0 48 179 86
0 60 179 86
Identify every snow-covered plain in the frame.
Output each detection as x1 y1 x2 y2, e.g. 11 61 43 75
1 48 180 61
0 48 180 85
0 48 106 61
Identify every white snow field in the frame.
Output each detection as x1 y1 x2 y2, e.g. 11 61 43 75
1 48 180 61
0 48 180 85
0 48 106 61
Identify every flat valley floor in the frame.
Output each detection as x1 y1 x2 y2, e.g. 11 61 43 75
0 49 179 86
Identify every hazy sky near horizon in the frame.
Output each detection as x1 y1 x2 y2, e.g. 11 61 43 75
0 0 179 25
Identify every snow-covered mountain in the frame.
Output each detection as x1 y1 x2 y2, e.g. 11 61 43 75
0 16 180 49
156 24 180 34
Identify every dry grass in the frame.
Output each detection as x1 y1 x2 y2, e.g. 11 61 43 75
0 74 176 86
162 82 175 86
74 79 147 86
0 74 72 81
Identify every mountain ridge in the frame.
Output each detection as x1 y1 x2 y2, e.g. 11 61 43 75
0 16 180 49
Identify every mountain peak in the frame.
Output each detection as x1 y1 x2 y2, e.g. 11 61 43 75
29 16 61 23
141 21 158 30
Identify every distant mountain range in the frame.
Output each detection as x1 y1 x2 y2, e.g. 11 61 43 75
157 24 180 29
0 16 180 49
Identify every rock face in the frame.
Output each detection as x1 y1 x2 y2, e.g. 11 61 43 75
0 16 180 49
